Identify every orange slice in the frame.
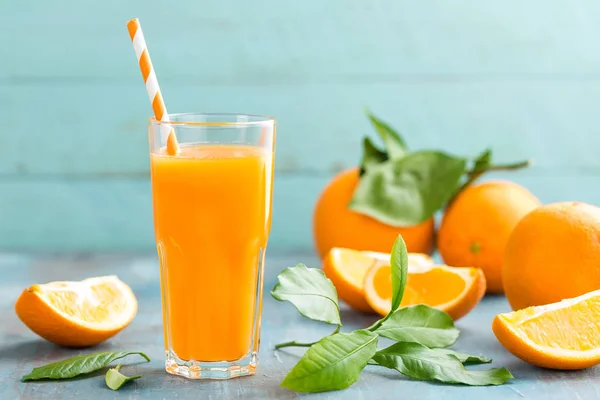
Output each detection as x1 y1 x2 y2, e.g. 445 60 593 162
322 247 434 312
363 262 486 320
15 276 137 347
492 290 600 370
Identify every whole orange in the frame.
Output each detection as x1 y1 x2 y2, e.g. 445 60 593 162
437 181 541 293
313 168 434 258
503 202 600 310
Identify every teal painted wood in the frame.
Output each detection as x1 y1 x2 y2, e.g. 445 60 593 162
0 172 598 252
1 0 600 250
3 82 600 177
1 253 599 399
3 0 600 80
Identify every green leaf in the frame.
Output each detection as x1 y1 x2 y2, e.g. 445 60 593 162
105 364 142 391
350 151 467 225
434 349 492 365
366 111 408 159
376 305 459 348
372 342 513 386
281 330 378 393
389 235 409 315
472 149 492 172
360 137 388 173
21 351 150 381
271 264 341 325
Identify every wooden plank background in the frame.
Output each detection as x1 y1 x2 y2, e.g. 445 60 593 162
1 0 600 251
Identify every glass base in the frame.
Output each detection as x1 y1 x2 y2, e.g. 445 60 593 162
165 350 258 380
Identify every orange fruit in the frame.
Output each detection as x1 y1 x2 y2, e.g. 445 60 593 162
492 289 600 370
363 262 486 320
15 276 137 347
322 248 434 312
503 202 600 311
438 181 540 293
313 168 435 258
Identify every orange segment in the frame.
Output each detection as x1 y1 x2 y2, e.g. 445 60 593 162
322 248 434 313
492 289 600 370
363 263 486 320
15 276 137 347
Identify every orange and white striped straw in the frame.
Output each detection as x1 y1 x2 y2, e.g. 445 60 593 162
127 18 180 155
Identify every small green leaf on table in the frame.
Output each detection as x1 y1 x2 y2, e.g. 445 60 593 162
376 305 460 348
271 264 341 325
434 348 492 365
350 151 467 226
105 364 142 390
21 351 150 381
281 330 378 393
372 342 513 386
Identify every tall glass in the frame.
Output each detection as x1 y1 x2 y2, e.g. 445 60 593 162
148 113 275 379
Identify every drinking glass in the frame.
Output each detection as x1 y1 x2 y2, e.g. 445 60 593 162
148 113 275 379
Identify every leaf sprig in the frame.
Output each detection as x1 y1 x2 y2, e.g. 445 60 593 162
350 111 531 226
271 235 513 393
21 351 149 383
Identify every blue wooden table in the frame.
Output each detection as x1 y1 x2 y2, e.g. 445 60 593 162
1 252 598 399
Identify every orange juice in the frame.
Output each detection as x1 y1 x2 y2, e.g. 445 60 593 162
150 144 273 362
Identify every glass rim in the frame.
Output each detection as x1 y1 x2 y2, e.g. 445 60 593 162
149 112 276 127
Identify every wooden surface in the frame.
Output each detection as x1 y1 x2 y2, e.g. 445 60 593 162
2 1 600 251
1 253 599 399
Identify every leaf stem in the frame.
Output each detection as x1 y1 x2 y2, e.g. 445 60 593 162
275 341 316 349
455 159 531 201
274 325 341 349
367 313 390 332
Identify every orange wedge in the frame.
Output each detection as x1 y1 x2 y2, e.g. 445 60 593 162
363 262 486 320
15 276 137 347
322 247 434 312
492 289 600 370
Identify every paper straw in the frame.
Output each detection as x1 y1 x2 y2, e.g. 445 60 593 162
127 18 180 155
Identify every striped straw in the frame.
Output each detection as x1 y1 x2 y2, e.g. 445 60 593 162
127 18 180 155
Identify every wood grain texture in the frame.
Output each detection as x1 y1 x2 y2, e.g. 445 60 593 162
1 0 600 250
0 172 598 253
3 82 600 177
1 253 599 399
3 0 600 80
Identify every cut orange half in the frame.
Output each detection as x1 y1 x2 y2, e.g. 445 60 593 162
15 276 137 347
363 262 486 320
322 248 433 313
492 289 600 370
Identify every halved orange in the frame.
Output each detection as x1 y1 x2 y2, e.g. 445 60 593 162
15 276 137 347
322 248 433 312
492 289 600 370
363 262 486 320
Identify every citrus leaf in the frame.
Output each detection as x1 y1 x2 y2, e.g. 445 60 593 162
472 148 492 172
281 330 378 392
434 349 492 365
389 235 409 315
372 342 513 386
376 305 459 348
360 137 388 174
21 351 150 381
105 364 142 391
271 264 341 325
366 111 408 159
350 151 467 226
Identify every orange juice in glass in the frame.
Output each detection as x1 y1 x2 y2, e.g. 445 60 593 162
148 113 275 379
